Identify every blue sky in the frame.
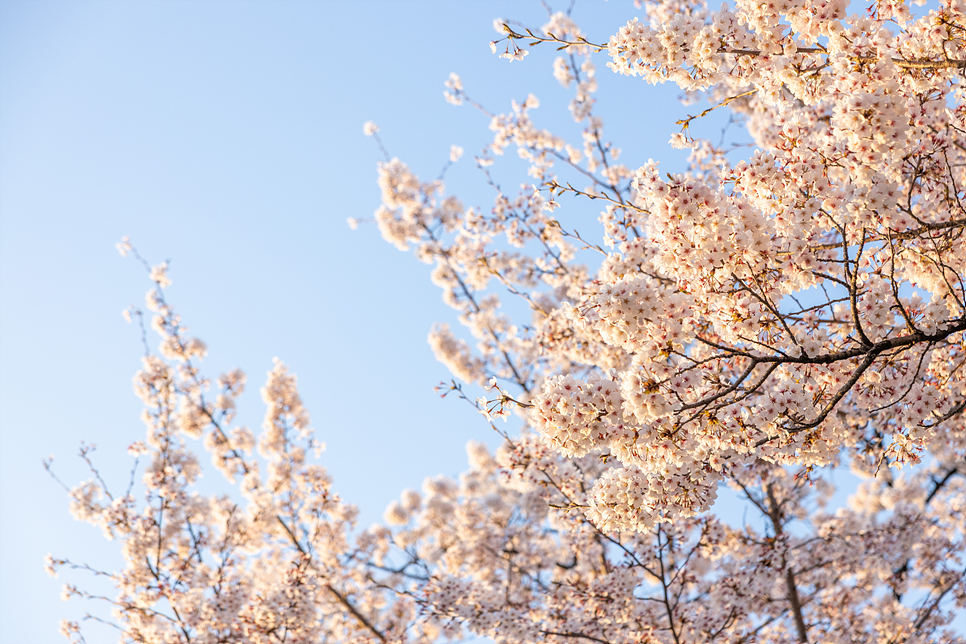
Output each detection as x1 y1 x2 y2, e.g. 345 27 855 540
6 1 964 642
0 2 700 641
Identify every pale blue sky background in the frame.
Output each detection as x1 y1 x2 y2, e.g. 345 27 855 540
0 2 698 641
4 1 963 642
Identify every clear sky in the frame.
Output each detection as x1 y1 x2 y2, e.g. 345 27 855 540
0 2 703 641
6 1 966 642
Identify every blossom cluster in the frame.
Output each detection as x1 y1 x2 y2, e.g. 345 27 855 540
363 1 966 535
51 1 966 642
52 251 965 643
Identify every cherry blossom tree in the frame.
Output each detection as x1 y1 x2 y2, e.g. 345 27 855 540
49 1 966 643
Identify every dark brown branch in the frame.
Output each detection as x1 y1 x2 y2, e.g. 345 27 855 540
765 484 809 644
276 516 387 643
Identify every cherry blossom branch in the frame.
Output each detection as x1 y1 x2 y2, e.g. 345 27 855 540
275 516 388 643
765 484 809 644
